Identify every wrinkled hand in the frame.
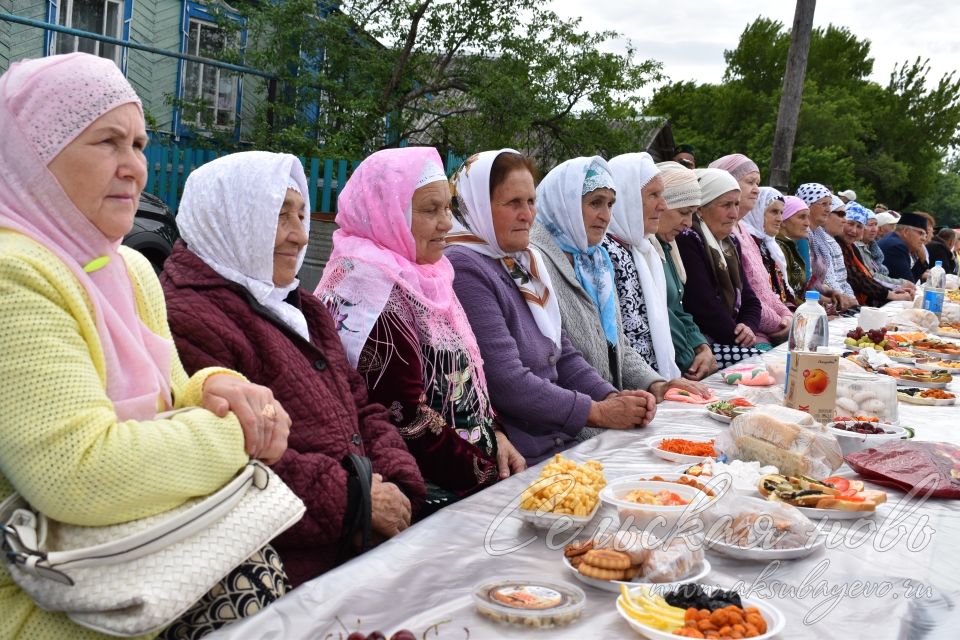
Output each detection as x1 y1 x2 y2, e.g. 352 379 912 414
370 473 411 538
685 345 717 380
838 294 859 311
734 323 757 347
202 374 289 464
494 431 526 479
620 389 657 426
587 392 654 429
888 290 913 301
768 315 792 341
652 378 711 402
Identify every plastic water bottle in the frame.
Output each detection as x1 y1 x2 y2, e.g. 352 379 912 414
923 261 946 317
788 291 830 352
785 291 829 392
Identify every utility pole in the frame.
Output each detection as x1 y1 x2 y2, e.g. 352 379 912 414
769 0 816 192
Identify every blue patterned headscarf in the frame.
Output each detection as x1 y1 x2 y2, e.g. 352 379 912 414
537 156 620 347
844 201 869 225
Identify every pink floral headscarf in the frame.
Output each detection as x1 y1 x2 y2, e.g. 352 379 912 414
0 53 172 420
315 147 490 414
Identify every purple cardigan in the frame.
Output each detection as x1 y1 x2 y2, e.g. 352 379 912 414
447 246 616 464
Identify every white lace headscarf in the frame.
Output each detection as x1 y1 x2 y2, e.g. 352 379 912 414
656 161 702 284
177 151 312 340
607 152 681 378
743 186 787 274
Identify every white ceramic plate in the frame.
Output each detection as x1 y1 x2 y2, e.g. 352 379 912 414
913 348 960 361
884 354 917 364
893 377 950 389
705 409 732 424
704 532 825 561
616 589 786 640
914 360 960 372
643 435 719 464
897 390 957 406
562 556 711 593
796 504 882 521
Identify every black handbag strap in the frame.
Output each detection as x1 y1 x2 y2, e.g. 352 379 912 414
341 453 373 555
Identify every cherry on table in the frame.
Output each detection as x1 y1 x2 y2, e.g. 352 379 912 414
390 631 417 640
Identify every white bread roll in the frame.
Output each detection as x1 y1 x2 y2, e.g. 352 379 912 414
729 409 842 478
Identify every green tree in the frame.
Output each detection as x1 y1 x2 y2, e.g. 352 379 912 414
648 17 960 210
916 154 960 226
218 0 660 165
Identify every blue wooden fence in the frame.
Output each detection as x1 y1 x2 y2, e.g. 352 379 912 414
145 143 466 214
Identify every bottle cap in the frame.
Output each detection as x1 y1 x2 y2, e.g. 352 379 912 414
935 261 943 267
804 291 820 301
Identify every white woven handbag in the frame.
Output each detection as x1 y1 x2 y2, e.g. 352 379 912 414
1 460 305 637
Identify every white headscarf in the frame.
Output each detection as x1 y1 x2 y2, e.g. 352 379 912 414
607 153 680 378
694 168 741 270
447 149 562 347
743 186 787 275
177 151 312 341
655 161 702 284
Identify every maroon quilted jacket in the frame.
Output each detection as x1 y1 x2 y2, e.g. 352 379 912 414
161 242 426 587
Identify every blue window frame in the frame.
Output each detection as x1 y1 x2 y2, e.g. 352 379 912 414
174 1 246 139
46 0 133 70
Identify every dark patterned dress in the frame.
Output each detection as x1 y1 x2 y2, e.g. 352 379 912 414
751 235 793 305
602 235 658 371
358 309 499 514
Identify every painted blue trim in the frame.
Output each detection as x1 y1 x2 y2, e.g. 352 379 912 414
172 0 188 138
175 1 246 140
232 24 247 140
43 0 56 55
119 0 132 74
43 0 133 65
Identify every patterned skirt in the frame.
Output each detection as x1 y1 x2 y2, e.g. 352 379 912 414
712 343 764 369
159 545 289 640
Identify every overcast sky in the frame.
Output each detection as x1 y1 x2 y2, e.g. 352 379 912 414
547 1 960 99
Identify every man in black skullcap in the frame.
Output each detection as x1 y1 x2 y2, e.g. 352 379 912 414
877 212 930 282
673 144 696 169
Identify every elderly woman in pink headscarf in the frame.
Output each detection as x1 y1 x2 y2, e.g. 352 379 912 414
709 154 792 345
316 147 525 515
0 53 290 640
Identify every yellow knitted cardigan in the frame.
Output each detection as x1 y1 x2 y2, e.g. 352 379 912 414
0 230 249 640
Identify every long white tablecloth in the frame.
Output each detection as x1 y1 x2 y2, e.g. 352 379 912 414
210 309 960 639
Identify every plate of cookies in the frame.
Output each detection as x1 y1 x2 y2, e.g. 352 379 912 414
562 535 710 593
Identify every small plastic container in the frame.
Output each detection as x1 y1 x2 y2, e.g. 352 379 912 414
759 351 788 386
833 372 899 423
829 422 912 457
472 578 585 629
516 500 600 529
